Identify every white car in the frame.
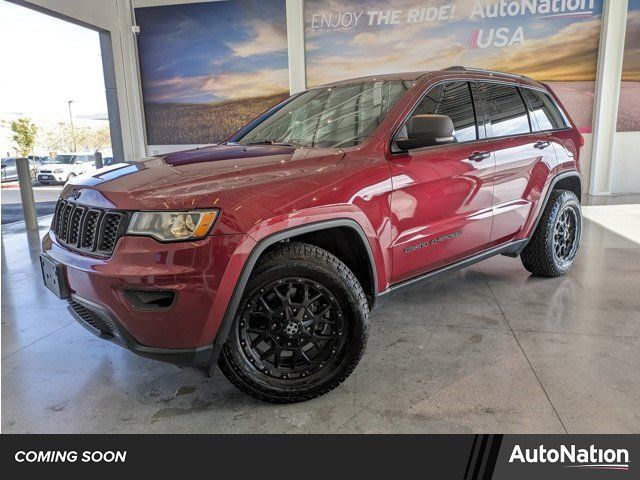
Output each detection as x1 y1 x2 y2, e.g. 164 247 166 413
37 153 96 184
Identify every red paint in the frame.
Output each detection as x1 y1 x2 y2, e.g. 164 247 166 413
42 70 582 351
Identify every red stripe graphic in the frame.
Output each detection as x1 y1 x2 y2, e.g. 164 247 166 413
468 29 478 49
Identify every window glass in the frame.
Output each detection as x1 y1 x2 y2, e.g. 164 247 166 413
4 159 15 166
479 83 530 137
522 88 567 131
53 155 76 164
410 81 477 142
237 80 411 148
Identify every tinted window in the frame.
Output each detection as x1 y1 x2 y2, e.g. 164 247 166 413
4 159 15 166
522 88 567 131
411 81 477 142
479 83 530 137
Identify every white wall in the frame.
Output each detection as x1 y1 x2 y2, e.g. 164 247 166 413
611 132 640 194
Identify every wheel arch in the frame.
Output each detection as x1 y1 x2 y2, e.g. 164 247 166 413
209 219 378 371
521 170 581 250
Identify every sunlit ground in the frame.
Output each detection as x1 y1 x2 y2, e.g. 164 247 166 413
582 203 640 246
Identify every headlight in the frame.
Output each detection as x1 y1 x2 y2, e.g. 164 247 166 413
127 210 219 241
53 168 63 173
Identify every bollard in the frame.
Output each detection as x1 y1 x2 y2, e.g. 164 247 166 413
16 157 38 231
94 151 103 169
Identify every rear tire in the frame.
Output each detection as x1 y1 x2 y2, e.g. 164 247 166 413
521 189 581 277
218 242 369 403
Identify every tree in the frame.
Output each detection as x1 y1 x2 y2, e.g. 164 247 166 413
37 122 111 154
83 125 111 152
10 118 38 157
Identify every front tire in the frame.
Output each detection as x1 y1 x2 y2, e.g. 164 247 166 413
521 189 581 277
218 242 369 403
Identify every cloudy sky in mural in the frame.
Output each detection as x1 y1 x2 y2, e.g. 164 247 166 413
305 0 605 86
136 0 288 104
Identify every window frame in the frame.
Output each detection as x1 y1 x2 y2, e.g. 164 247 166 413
390 79 484 154
519 86 571 133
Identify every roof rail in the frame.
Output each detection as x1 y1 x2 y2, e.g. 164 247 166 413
443 66 531 80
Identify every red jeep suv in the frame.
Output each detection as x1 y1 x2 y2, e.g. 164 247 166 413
41 67 583 402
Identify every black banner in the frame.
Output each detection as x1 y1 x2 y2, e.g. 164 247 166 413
1 435 637 478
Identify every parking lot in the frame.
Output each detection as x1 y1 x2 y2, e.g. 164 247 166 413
1 183 63 224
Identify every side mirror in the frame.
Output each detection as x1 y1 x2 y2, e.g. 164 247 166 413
395 114 455 151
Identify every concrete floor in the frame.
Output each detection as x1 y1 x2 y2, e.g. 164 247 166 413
2 197 639 433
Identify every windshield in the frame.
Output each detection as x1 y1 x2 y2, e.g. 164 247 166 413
53 155 76 164
236 80 412 148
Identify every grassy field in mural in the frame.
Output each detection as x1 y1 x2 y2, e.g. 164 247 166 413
144 92 289 145
546 81 640 132
617 82 640 132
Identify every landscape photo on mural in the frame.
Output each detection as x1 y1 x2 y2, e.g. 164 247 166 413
136 0 288 145
304 0 617 132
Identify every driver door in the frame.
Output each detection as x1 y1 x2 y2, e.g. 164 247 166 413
388 80 495 284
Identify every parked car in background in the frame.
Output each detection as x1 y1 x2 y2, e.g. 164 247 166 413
37 153 96 184
1 158 18 182
1 157 37 182
29 155 52 167
102 156 121 166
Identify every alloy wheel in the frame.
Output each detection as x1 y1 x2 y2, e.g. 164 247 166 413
237 278 345 380
553 205 579 266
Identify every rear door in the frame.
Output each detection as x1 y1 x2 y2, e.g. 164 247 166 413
388 80 495 283
474 82 558 245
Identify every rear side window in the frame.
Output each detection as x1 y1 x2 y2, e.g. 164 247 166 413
478 83 530 137
522 88 567 131
412 81 478 142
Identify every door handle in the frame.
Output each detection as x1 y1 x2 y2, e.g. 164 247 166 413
468 151 491 162
534 141 550 149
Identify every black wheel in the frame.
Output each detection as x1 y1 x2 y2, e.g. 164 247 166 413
218 242 369 403
521 189 581 277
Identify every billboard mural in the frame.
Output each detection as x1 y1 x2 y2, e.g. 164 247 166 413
136 0 288 145
619 0 640 132
305 0 604 132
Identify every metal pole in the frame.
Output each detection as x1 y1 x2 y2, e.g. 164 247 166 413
16 157 38 231
68 100 76 151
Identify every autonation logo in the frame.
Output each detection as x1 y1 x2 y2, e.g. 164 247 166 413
509 444 630 471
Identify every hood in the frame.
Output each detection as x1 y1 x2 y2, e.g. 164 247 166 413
64 144 345 211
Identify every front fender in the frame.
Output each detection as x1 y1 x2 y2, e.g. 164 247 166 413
207 213 387 370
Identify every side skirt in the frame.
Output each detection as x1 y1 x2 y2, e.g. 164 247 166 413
376 239 528 300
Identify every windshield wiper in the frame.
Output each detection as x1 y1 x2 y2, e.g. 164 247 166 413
244 140 297 147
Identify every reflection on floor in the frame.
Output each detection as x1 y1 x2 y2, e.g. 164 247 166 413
2 197 639 433
582 203 640 246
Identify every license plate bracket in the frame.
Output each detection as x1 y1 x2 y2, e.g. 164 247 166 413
40 254 69 299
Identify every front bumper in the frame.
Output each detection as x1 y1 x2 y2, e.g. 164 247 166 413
42 229 252 365
67 294 212 366
38 173 66 183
